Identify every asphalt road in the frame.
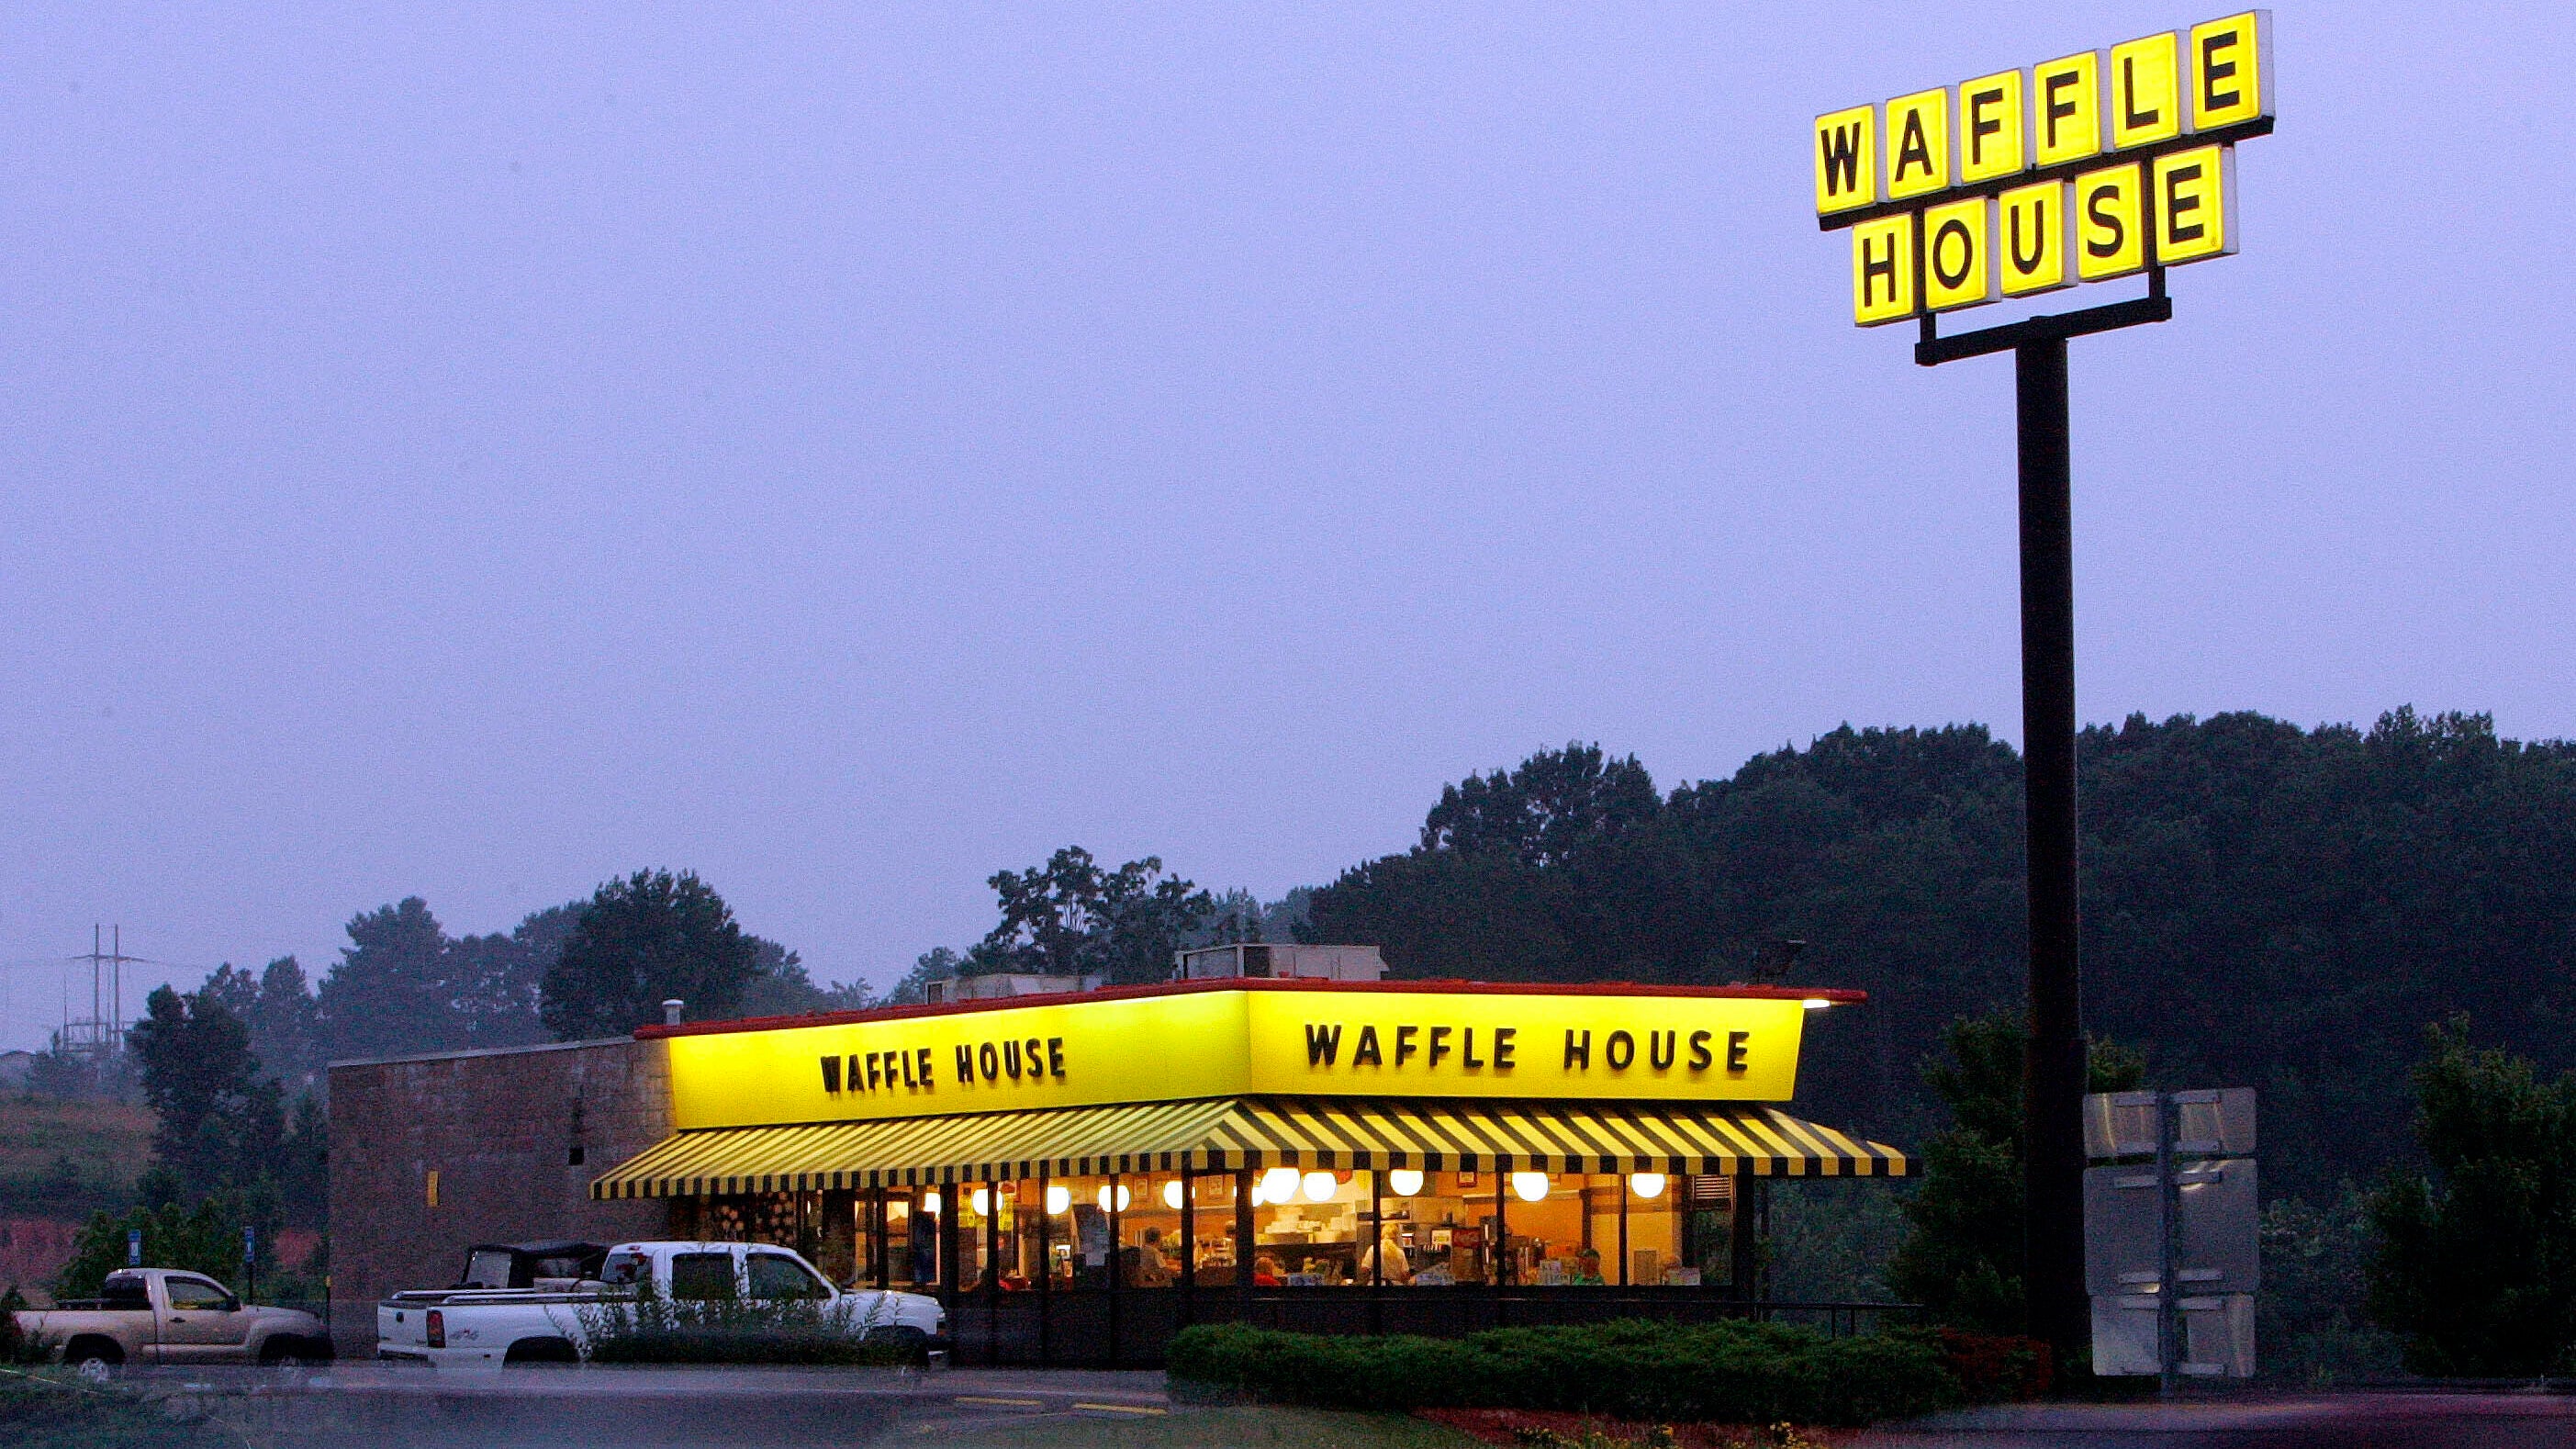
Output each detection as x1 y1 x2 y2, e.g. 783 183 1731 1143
108 1365 2576 1448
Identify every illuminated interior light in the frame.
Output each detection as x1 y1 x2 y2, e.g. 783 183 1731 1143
1302 1171 1337 1202
1046 1183 1071 1215
1162 1179 1184 1210
1388 1169 1425 1196
1260 1166 1302 1204
1628 1173 1667 1200
922 1192 941 1216
1802 998 1833 1009
1511 1172 1551 1204
969 1187 991 1217
1098 1183 1132 1212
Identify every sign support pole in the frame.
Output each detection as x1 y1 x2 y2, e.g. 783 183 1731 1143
1915 275 2170 1362
2016 330 2087 1362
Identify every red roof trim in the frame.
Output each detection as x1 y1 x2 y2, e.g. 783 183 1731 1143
635 977 1868 1040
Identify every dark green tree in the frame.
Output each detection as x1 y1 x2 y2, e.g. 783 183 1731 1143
974 847 1215 985
541 870 762 1039
125 984 285 1201
1883 1009 2145 1331
2365 1018 2576 1375
317 896 465 1061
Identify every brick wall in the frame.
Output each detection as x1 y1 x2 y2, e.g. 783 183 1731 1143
327 1036 674 1355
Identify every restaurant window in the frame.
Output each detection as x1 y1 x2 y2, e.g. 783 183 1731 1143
1187 1171 1239 1286
886 1188 939 1289
1374 1169 1493 1286
1051 1174 1118 1289
1680 1174 1736 1286
1626 1173 1693 1286
1122 1174 1182 1288
1247 1165 1366 1286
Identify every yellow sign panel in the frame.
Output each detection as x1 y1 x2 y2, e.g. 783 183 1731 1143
1813 105 1877 215
2075 163 2145 280
663 986 1814 1130
1850 213 1917 326
1883 88 1950 200
2190 12 2271 130
2108 32 2183 150
2153 145 2234 264
2030 51 2102 166
1998 180 2074 297
1921 197 1995 312
1955 71 2024 184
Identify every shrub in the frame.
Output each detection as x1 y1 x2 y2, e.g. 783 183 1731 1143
1934 1329 2051 1400
577 1277 912 1366
1165 1320 1963 1427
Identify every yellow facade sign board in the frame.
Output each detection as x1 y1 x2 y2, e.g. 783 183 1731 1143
664 986 1812 1130
1813 12 2269 326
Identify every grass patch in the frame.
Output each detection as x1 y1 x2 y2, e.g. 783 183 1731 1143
0 1369 229 1449
0 1099 152 1218
938 1404 1478 1448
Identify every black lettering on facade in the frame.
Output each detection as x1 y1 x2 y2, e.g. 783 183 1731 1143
821 1055 842 1093
902 1049 917 1087
1493 1027 1516 1069
1687 1030 1713 1071
956 1044 975 1084
1394 1025 1420 1067
2086 182 2126 257
1003 1039 1023 1080
1726 1031 1751 1073
1428 1026 1452 1067
979 1041 999 1083
2164 163 2204 243
1353 1025 1383 1067
1462 1028 1484 1069
1648 1030 1675 1071
1606 1030 1634 1071
1305 1023 1343 1066
922 1046 937 1084
1892 108 1932 184
1047 1038 1065 1078
1932 218 1975 288
1562 1029 1591 1070
1818 120 1864 198
2201 32 2240 113
1967 86 2004 165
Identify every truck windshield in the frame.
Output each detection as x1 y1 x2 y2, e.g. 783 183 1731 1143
462 1249 519 1288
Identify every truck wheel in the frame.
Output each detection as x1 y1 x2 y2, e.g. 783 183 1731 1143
502 1338 580 1367
64 1340 123 1383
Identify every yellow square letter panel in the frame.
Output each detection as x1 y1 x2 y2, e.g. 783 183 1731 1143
1999 180 2074 297
2108 33 2182 150
1955 71 2024 184
1851 213 1918 326
2154 145 2235 264
2190 12 2271 130
2031 52 2101 166
2075 163 2145 280
1921 197 1996 313
1814 105 1878 215
1883 89 1951 199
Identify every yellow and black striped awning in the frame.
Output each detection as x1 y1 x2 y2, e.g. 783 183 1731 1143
590 1097 1907 1200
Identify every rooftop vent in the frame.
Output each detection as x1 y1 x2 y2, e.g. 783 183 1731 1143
1172 943 1386 982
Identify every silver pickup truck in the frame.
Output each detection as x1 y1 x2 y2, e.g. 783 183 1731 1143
14 1267 331 1375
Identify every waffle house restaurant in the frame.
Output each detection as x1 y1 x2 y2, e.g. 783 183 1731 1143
592 969 1909 1365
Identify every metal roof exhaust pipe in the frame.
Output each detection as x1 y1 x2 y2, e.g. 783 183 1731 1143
662 999 684 1027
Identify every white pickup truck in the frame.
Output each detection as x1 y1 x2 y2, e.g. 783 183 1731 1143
14 1267 331 1375
378 1240 946 1368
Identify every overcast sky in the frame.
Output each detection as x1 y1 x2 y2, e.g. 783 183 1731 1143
3 4 2570 1049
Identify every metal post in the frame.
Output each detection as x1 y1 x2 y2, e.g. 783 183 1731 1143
1618 1173 1630 1288
2017 332 2088 1359
1037 1170 1052 1365
1179 1167 1195 1331
1106 1172 1122 1368
2156 1093 2181 1393
1235 1167 1254 1319
984 1179 1001 1365
1368 1168 1384 1334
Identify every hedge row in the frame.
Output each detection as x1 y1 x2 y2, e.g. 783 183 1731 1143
1164 1320 1964 1426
